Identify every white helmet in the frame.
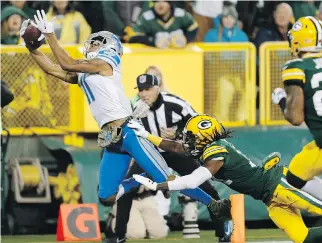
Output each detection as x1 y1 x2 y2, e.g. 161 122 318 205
84 31 123 59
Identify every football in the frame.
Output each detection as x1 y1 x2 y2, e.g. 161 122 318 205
22 24 45 49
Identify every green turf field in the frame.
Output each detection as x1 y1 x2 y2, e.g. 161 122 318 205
1 229 290 243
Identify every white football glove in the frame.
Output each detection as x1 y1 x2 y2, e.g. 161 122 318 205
33 9 55 37
170 29 187 48
19 19 45 48
20 19 30 37
127 120 149 138
133 174 157 191
155 32 170 49
272 87 287 105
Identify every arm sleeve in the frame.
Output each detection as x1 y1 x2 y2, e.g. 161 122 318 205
281 61 306 87
168 166 213 191
96 49 121 70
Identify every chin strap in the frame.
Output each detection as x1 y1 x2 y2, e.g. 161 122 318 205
86 51 98 60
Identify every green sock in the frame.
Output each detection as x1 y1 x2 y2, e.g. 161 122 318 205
303 227 322 243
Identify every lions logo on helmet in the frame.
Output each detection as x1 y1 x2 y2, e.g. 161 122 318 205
288 16 322 57
182 115 231 156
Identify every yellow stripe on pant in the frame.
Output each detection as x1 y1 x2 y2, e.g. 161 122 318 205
267 168 322 243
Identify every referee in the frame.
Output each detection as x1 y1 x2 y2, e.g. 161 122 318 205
104 74 230 243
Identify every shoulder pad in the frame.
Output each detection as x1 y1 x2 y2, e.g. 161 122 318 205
96 48 121 68
143 10 155 21
202 144 228 161
282 58 305 84
282 58 303 69
174 8 185 17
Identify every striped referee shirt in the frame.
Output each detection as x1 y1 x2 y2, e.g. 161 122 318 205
134 92 197 140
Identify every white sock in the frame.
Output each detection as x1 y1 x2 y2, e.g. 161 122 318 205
301 177 322 201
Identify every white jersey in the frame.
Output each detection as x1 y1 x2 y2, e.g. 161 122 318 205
77 49 132 128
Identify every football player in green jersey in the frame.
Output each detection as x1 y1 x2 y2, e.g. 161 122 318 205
128 115 322 243
272 16 322 201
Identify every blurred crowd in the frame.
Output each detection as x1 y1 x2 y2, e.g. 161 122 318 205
1 0 322 48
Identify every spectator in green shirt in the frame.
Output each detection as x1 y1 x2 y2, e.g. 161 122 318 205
1 6 27 45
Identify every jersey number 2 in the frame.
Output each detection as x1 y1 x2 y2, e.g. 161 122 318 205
311 72 322 116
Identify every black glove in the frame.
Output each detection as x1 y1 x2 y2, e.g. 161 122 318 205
208 198 232 221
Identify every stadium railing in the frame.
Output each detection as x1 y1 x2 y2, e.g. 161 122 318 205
1 43 256 135
259 41 291 125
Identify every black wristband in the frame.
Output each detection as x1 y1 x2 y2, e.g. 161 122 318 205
278 97 286 112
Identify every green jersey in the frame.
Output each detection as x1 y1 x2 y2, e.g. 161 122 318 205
199 139 283 203
282 55 322 147
132 7 198 36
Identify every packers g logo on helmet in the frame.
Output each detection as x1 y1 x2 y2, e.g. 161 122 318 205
288 16 322 57
182 115 223 156
197 120 212 130
292 21 302 31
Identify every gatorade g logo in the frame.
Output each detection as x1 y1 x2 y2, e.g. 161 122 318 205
67 207 98 239
197 120 212 130
56 204 101 241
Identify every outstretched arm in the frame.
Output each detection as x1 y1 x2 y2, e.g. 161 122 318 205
128 120 185 153
30 49 77 84
32 10 76 67
20 19 77 84
156 160 222 191
45 33 77 67
34 10 112 74
45 33 112 73
156 137 185 153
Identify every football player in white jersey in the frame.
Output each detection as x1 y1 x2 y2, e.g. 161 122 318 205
18 10 231 224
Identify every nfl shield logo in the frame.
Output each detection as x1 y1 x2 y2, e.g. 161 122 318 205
139 75 146 83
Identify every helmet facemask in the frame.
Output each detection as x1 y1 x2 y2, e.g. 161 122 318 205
182 129 216 157
183 125 233 158
182 130 201 157
83 31 123 60
288 31 301 58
